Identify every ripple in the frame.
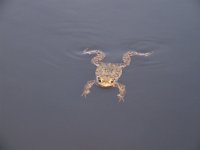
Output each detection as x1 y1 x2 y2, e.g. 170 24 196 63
63 49 86 60
119 37 172 70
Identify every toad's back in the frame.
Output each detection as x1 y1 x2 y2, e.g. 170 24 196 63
95 63 122 79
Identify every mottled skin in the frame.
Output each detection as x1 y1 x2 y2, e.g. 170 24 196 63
82 48 151 102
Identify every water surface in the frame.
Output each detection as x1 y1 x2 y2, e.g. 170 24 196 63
0 0 200 150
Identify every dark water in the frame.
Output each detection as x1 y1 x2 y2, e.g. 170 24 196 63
0 0 200 150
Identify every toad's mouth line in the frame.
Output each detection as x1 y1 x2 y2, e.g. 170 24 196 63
97 83 114 88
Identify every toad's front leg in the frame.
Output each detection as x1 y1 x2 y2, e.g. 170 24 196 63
82 80 96 97
115 82 126 102
120 51 152 68
83 48 105 66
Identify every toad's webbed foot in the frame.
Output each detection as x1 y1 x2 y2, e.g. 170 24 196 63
115 82 126 103
83 48 105 66
82 80 96 97
120 51 152 68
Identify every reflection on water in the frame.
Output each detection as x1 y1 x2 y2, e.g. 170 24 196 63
0 0 200 150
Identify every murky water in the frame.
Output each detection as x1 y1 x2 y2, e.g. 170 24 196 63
0 0 200 150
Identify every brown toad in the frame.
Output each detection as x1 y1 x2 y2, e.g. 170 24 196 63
82 48 151 102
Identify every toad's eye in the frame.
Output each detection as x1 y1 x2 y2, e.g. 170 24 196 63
110 80 114 83
98 77 101 82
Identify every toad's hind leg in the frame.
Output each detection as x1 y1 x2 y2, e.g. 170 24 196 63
115 82 126 102
120 51 152 68
83 48 105 66
82 80 96 97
